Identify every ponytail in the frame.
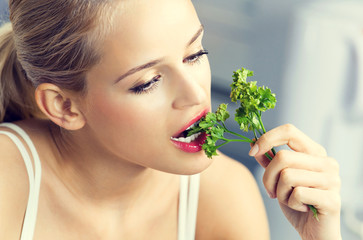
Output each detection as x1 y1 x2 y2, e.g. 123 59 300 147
0 22 41 122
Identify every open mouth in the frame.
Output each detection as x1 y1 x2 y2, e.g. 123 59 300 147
170 110 208 153
170 119 203 143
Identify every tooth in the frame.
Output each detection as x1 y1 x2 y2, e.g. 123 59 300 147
186 123 195 131
191 133 199 141
171 132 201 143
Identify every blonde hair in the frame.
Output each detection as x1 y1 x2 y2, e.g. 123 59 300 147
0 0 119 122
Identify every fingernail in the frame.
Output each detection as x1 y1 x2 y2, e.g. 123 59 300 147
249 144 259 156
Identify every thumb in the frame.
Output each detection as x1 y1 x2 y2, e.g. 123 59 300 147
249 143 272 168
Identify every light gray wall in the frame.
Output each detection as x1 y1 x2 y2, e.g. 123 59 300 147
194 0 360 239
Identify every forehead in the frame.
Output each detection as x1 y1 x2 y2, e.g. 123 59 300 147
98 0 201 66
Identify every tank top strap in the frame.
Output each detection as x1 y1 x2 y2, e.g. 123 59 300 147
0 123 42 240
178 174 200 240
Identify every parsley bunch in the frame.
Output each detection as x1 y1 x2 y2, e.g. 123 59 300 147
187 103 254 158
188 67 319 220
188 67 276 159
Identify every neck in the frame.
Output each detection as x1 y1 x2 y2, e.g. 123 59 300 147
47 123 176 207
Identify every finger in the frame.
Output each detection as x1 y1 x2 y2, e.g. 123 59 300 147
287 187 341 216
263 150 323 195
275 168 337 206
262 151 340 196
250 124 327 158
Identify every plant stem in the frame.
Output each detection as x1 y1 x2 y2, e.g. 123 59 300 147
222 128 254 143
221 138 253 143
264 152 273 160
256 112 277 156
247 114 263 136
215 141 229 149
308 205 319 221
271 148 277 156
215 138 252 150
253 129 258 140
257 112 267 134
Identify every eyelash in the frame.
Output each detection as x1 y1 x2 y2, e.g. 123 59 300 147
183 49 209 65
130 75 162 95
130 49 209 94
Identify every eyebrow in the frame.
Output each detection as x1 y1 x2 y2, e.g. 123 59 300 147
187 24 204 47
114 25 204 84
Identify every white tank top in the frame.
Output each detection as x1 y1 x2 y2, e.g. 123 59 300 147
0 123 200 240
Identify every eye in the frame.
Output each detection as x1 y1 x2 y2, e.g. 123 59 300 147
129 75 161 94
183 49 209 65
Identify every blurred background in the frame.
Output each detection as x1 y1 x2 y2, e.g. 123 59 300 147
193 0 363 239
1 0 363 239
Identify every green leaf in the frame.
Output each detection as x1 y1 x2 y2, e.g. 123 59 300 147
186 112 218 136
215 103 230 122
202 135 219 158
210 125 225 139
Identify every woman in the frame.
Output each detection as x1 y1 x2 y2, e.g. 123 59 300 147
0 0 341 239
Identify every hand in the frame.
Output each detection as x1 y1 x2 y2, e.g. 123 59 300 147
249 124 341 240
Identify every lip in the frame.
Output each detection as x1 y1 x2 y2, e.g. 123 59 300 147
170 109 209 153
171 132 207 153
172 109 209 138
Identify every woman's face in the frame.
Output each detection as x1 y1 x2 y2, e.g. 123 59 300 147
82 0 212 174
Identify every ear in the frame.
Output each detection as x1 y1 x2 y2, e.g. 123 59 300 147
35 83 86 130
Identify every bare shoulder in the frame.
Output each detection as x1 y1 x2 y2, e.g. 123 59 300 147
0 124 31 239
196 152 270 240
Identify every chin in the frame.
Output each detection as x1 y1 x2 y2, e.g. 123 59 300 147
176 153 214 175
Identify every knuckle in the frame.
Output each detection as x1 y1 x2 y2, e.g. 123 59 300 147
282 123 296 134
320 171 341 191
274 150 290 164
316 144 327 157
329 158 340 172
287 189 304 210
258 133 268 144
324 157 340 172
325 192 341 212
291 186 304 199
331 175 342 190
279 168 292 184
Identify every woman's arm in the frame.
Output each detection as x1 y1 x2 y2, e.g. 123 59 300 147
250 124 341 240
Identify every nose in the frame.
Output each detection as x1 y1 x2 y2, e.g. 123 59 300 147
171 68 208 110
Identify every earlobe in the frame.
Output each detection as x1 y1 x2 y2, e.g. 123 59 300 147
35 83 86 130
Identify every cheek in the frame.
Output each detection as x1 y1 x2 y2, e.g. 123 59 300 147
86 91 168 141
84 92 177 166
89 95 143 132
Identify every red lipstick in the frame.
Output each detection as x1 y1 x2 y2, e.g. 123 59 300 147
171 132 207 153
171 109 209 153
